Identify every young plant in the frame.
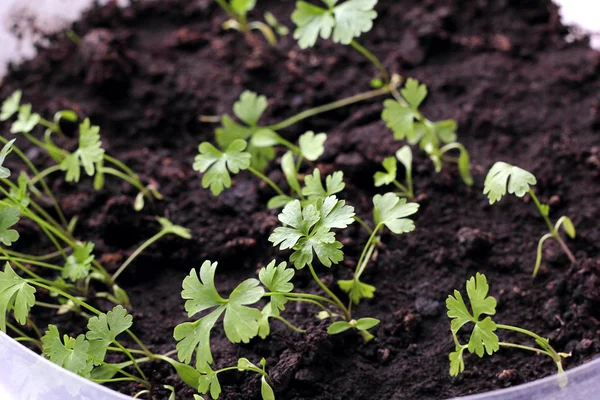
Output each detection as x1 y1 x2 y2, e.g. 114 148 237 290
382 78 473 186
483 162 576 277
373 145 415 200
215 0 286 46
447 273 568 378
338 193 419 305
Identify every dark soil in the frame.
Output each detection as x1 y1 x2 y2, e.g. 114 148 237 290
1 0 600 399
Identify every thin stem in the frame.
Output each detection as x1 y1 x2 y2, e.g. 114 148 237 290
111 230 169 282
35 301 62 309
308 263 351 320
528 190 555 233
101 167 148 197
103 155 140 183
271 315 307 333
353 216 373 234
0 257 62 271
113 341 149 383
0 136 68 226
266 85 395 132
499 342 552 358
554 234 576 264
248 166 286 196
286 297 333 317
355 224 382 279
496 324 562 363
29 164 63 185
350 40 390 83
4 248 66 261
392 180 411 195
265 291 338 306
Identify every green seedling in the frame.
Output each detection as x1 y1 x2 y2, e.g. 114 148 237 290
215 0 285 46
374 145 415 200
382 78 473 186
483 162 576 276
447 273 568 378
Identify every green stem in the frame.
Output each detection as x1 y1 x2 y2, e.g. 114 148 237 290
499 342 553 358
29 164 63 185
353 216 373 234
308 263 351 320
103 155 140 183
354 224 382 279
0 136 68 226
4 248 66 261
113 341 149 383
111 230 169 282
101 167 148 197
35 301 62 309
497 324 562 363
266 85 395 132
286 297 334 317
248 166 286 196
0 256 62 271
392 180 411 196
350 40 390 83
271 315 306 333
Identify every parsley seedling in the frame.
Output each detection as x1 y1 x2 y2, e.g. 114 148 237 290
382 78 473 186
484 162 576 276
447 273 569 378
374 145 415 200
215 0 285 46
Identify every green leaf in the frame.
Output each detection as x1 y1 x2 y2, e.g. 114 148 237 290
215 115 252 148
258 302 275 339
0 205 20 246
259 260 294 314
281 151 302 195
166 359 202 388
10 104 40 134
9 172 31 207
269 197 353 269
0 263 35 331
157 217 193 239
338 279 375 305
261 376 275 400
302 169 345 201
292 1 335 49
267 195 295 209
401 78 427 109
446 273 499 358
86 305 133 365
42 325 93 377
373 193 419 234
331 0 378 44
176 261 264 367
373 156 396 187
355 317 379 331
237 357 255 370
62 242 95 282
299 131 327 161
233 91 268 127
60 119 105 182
449 344 466 376
483 162 537 204
327 321 352 334
251 129 281 148
434 120 457 143
231 0 256 17
0 139 16 178
193 139 252 196
197 366 222 400
1 90 22 121
381 99 415 141
395 145 412 172
557 216 576 239
457 145 473 186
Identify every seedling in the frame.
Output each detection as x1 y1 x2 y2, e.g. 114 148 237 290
483 162 576 276
215 0 285 46
447 273 568 378
382 78 473 186
373 145 415 200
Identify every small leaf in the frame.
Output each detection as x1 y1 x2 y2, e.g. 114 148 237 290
197 366 222 400
338 279 375 305
327 321 352 334
302 169 345 201
10 104 40 134
86 305 133 365
457 146 473 186
234 91 268 127
356 317 380 331
401 78 427 109
281 151 302 195
231 0 257 17
193 140 252 196
267 195 294 209
42 325 93 377
0 205 20 246
331 0 378 45
291 2 334 49
434 120 457 143
261 376 275 400
373 193 419 234
395 145 412 172
0 263 36 331
157 217 192 239
558 216 576 239
60 119 105 182
0 90 22 121
373 156 396 187
237 357 255 370
62 242 95 282
483 162 537 204
449 345 466 376
381 100 415 141
299 131 327 161
0 139 16 178
251 129 281 147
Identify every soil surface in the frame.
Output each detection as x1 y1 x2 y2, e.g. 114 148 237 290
1 0 599 399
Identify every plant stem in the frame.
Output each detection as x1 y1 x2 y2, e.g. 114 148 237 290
266 85 395 132
353 216 373 234
113 341 149 383
271 315 307 333
111 230 170 282
248 166 286 196
354 224 382 280
499 342 552 358
29 164 63 185
529 190 576 264
270 291 338 306
0 257 63 271
101 167 148 197
497 324 562 363
285 297 334 317
350 40 390 83
4 248 66 261
308 263 351 320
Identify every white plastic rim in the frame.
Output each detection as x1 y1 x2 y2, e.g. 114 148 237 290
1 331 600 400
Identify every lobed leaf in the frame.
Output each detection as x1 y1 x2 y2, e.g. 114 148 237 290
373 193 419 234
0 263 35 331
483 162 536 204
